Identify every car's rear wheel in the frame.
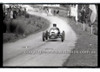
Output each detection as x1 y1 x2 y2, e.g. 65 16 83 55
61 31 65 42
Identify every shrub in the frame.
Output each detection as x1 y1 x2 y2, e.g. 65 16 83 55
3 33 17 43
25 13 30 18
3 14 49 43
9 22 17 33
3 21 7 33
3 19 12 33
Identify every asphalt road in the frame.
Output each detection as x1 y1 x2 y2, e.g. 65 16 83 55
3 5 77 66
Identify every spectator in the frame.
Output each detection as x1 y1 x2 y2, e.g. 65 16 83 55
89 5 97 34
10 10 13 19
80 5 87 31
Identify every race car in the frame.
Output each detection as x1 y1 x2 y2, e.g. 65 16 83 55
42 26 65 42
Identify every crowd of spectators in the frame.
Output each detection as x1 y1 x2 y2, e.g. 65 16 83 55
3 4 26 20
78 5 98 35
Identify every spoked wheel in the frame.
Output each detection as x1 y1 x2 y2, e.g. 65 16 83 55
61 31 65 42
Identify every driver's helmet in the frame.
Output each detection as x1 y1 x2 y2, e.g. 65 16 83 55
53 24 57 27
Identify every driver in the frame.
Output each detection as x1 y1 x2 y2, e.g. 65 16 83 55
52 24 60 35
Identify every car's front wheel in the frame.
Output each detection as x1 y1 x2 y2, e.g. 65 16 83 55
45 31 48 40
42 32 45 41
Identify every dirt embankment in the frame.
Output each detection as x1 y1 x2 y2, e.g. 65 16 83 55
3 14 50 43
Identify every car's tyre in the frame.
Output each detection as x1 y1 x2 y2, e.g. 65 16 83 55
61 31 65 42
42 32 45 41
45 31 48 40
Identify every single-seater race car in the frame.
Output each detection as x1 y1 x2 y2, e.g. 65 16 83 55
42 24 65 42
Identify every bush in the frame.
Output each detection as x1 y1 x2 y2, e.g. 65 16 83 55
3 21 7 33
10 22 17 33
3 33 17 43
3 19 12 33
16 24 25 34
3 14 49 43
24 24 39 35
25 13 30 18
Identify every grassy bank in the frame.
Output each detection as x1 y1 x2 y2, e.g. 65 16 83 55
3 14 50 43
63 17 97 66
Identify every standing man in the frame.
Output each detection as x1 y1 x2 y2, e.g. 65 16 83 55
80 5 86 31
10 10 13 19
89 4 97 34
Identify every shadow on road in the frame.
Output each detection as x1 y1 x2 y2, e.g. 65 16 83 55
46 39 62 42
